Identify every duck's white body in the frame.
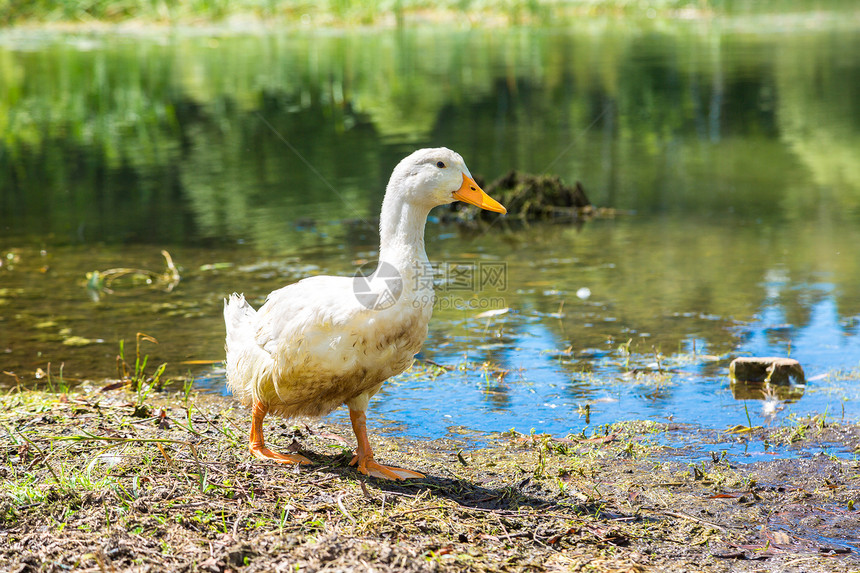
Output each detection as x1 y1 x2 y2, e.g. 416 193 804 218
224 147 505 479
224 271 431 419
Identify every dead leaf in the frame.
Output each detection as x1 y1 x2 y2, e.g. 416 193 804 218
547 527 577 544
100 380 129 392
819 546 851 554
724 424 763 434
770 530 791 546
712 551 748 559
18 442 29 463
157 409 170 430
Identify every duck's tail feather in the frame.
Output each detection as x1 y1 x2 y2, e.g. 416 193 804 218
224 293 261 404
224 293 256 346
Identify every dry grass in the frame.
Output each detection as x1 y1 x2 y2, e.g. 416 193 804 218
2 384 859 572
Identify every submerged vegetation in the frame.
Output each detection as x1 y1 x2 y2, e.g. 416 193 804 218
2 382 859 571
86 250 181 302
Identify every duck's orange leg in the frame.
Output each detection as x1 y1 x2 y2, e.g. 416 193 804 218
249 401 311 465
348 408 423 480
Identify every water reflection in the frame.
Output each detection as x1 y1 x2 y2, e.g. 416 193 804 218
2 25 859 246
1 21 859 438
730 381 804 403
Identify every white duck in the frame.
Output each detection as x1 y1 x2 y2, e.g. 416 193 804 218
224 148 506 480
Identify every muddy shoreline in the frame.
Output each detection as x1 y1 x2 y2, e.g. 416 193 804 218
2 385 859 572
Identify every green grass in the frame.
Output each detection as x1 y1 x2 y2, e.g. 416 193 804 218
0 0 736 27
6 0 857 28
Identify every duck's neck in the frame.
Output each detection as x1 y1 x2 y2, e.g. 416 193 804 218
378 195 431 270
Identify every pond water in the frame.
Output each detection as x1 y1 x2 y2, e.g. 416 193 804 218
2 15 860 448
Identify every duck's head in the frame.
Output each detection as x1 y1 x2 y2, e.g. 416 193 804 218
389 147 507 214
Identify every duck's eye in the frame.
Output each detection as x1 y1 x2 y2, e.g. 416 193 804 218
436 161 446 168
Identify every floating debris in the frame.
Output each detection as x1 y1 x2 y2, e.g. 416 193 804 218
85 250 181 301
62 336 99 347
199 262 235 271
474 307 509 319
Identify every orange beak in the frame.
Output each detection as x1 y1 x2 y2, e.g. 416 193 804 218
453 173 507 214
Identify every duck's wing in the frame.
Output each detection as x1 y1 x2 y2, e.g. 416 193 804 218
255 275 366 351
254 275 393 380
235 273 425 416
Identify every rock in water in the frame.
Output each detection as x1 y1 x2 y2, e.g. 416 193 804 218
729 357 805 385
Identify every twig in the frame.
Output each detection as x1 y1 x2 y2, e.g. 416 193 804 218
156 443 175 467
301 474 342 487
391 505 447 517
232 511 244 538
337 493 356 523
48 432 191 447
359 479 373 499
418 359 454 371
15 431 64 489
643 507 729 532
498 531 533 541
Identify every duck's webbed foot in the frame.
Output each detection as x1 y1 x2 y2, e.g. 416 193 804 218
349 454 424 480
251 445 312 465
348 408 424 481
250 401 312 465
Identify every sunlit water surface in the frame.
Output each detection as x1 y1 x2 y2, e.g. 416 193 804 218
1 19 859 453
